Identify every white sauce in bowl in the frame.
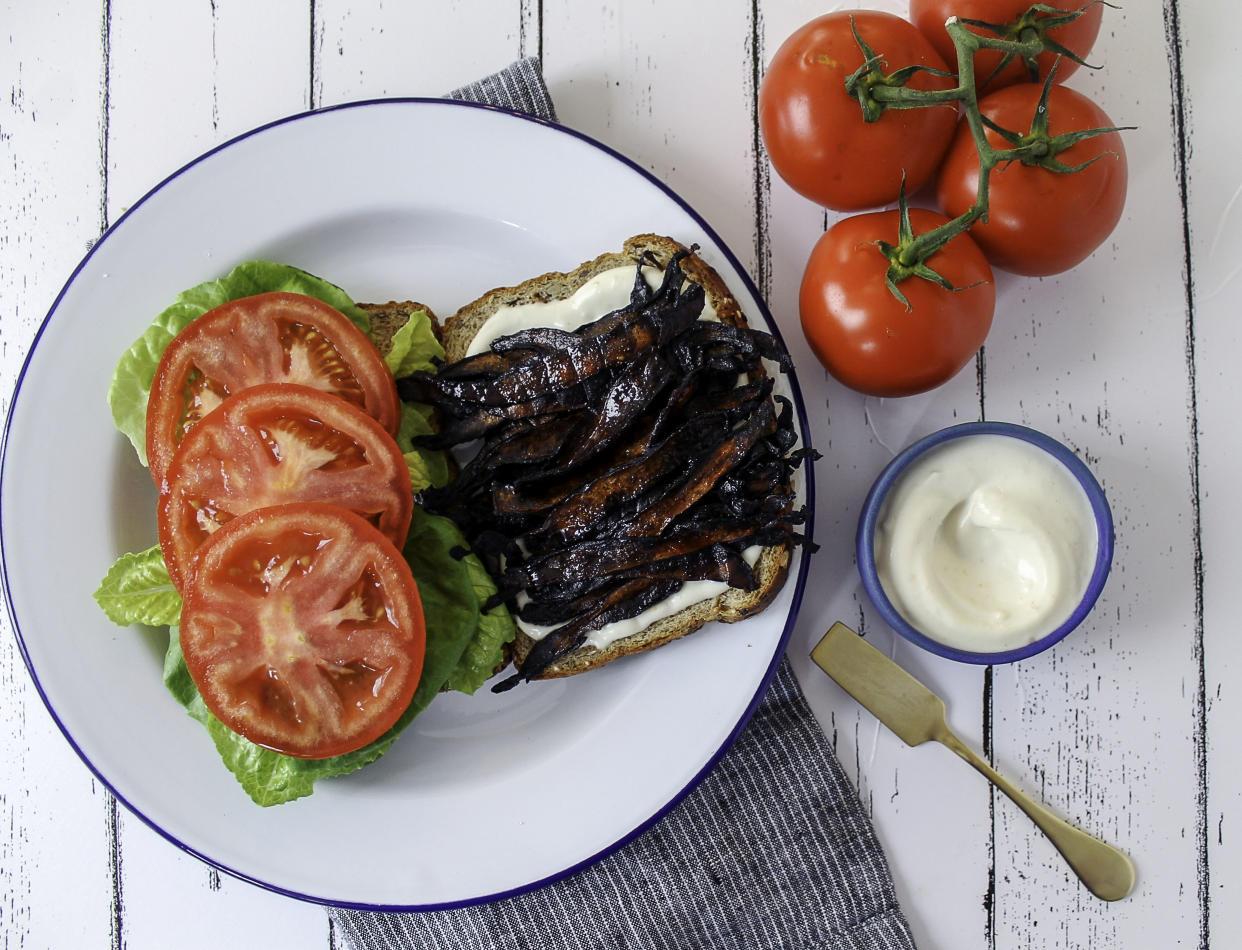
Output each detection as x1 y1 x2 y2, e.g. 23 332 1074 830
874 434 1098 654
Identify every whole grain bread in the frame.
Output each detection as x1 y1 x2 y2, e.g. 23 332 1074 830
358 300 440 356
439 234 796 681
442 234 747 361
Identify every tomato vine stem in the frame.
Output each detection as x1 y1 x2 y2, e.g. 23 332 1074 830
849 2 1127 299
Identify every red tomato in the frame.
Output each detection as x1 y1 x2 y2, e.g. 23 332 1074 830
180 502 425 759
935 83 1127 276
910 0 1103 91
146 292 400 487
799 208 995 397
157 383 414 590
759 10 958 211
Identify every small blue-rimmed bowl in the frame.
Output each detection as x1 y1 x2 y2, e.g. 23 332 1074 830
856 421 1114 664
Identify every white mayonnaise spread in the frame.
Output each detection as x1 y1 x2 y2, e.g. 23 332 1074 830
519 546 764 650
874 434 1098 653
465 263 717 356
467 262 744 652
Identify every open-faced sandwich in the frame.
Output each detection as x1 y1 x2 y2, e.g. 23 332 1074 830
399 234 813 691
94 237 813 804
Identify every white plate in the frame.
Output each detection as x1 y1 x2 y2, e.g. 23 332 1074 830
0 99 813 910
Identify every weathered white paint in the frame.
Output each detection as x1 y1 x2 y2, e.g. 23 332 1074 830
0 1 1226 948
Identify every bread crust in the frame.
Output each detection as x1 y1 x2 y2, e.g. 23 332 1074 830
442 234 747 361
358 300 440 355
431 236 796 681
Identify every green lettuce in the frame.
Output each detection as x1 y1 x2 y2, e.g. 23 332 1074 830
96 262 515 805
108 261 373 466
383 305 444 379
98 509 513 806
399 402 452 492
94 546 182 627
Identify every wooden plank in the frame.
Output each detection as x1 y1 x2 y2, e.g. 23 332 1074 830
313 0 527 103
0 4 118 949
755 3 996 948
543 0 758 266
104 0 309 219
83 1 329 946
978 3 1200 947
1178 0 1242 943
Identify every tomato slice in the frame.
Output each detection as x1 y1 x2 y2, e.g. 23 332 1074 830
146 292 400 486
157 382 414 590
180 502 426 759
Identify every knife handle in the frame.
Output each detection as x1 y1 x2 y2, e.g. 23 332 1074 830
936 728 1136 901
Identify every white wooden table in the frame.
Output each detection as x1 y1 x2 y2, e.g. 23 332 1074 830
1 1 1229 947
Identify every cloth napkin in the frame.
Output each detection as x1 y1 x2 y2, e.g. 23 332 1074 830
329 58 916 950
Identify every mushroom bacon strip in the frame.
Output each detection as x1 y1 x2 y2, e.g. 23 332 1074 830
395 244 813 689
404 270 704 414
401 370 615 448
432 347 531 380
621 399 776 539
552 347 673 472
496 520 791 593
670 320 794 374
529 393 773 545
422 413 583 525
491 577 684 692
520 543 760 625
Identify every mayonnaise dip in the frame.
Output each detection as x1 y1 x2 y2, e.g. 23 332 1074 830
873 434 1098 654
466 262 741 652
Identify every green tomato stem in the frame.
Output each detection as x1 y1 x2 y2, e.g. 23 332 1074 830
883 17 1003 269
853 5 1119 291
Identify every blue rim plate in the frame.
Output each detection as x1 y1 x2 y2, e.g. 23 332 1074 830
856 421 1111 664
0 98 814 910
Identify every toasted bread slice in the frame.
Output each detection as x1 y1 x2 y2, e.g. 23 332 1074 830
442 234 747 361
510 541 792 679
358 299 440 356
438 235 796 681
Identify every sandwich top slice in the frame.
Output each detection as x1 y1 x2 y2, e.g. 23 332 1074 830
398 234 813 689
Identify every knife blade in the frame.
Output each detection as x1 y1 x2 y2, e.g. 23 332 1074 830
811 621 951 747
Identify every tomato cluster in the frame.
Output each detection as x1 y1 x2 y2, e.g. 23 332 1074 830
759 2 1127 397
148 293 426 760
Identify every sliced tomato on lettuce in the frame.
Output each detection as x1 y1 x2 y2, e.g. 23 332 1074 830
157 382 413 590
180 503 426 760
98 506 514 805
95 260 516 804
144 291 401 486
110 261 383 467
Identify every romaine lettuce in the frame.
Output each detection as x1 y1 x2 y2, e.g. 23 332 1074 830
95 262 515 805
108 261 373 466
93 545 182 627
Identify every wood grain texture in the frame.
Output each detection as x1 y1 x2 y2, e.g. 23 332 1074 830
0 0 1228 947
1 4 117 949
1178 0 1241 943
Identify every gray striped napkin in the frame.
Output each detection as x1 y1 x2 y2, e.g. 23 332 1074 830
329 58 916 950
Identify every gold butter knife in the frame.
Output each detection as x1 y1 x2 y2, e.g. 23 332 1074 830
811 622 1136 902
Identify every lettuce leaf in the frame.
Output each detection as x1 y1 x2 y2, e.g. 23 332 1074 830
97 262 515 805
445 549 518 694
401 412 451 496
150 505 508 806
108 261 372 466
405 510 515 695
93 546 182 627
383 305 443 378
